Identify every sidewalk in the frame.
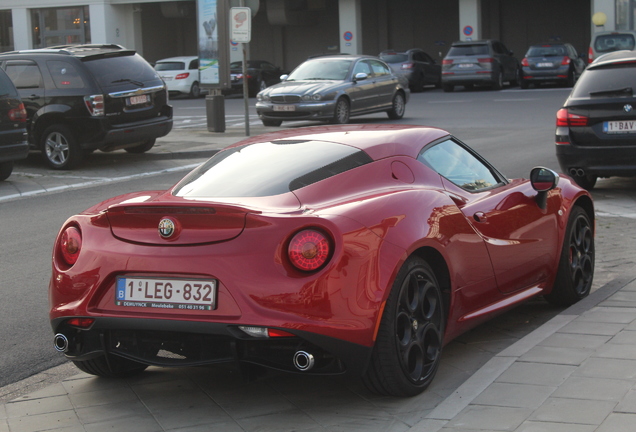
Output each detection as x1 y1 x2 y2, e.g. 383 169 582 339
2 127 636 431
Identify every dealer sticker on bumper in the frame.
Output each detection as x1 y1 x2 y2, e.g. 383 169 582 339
116 276 217 310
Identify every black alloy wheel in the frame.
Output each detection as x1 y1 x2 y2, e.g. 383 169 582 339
545 206 594 306
363 257 444 396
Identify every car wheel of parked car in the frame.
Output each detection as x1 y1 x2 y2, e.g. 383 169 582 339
442 84 454 93
41 124 84 170
493 69 504 90
545 206 594 306
331 98 350 124
72 354 148 378
262 119 283 127
363 256 444 396
571 174 597 191
0 161 14 181
189 81 201 98
124 139 156 154
387 92 406 120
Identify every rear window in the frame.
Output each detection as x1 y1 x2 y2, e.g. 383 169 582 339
594 34 636 53
447 44 489 56
380 54 408 63
0 69 19 97
82 53 159 88
155 61 186 71
173 140 372 198
570 63 636 98
526 45 566 57
47 60 85 89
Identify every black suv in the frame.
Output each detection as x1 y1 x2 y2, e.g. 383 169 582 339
0 67 28 180
442 40 519 92
0 44 173 169
556 50 636 190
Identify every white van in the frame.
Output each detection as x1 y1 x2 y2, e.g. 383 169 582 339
588 31 636 63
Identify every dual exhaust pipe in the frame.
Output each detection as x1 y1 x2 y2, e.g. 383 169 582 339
569 168 586 177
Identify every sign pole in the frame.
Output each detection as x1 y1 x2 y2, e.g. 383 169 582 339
230 4 252 136
242 42 250 136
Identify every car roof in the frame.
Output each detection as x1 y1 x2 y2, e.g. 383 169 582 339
529 43 568 47
156 56 199 63
588 49 636 67
307 54 378 61
451 40 492 46
0 44 134 58
223 124 450 161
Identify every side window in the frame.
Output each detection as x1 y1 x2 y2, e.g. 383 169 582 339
189 59 199 70
47 60 85 89
261 62 275 71
369 60 389 76
417 139 502 191
353 60 371 76
5 61 43 89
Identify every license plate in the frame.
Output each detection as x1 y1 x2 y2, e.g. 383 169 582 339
537 62 553 67
457 63 474 68
274 105 296 112
604 120 636 134
127 94 150 106
160 76 172 81
115 276 217 310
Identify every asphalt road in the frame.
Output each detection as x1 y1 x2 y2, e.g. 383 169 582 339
1 85 629 395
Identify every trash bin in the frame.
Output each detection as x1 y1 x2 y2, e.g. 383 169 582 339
206 94 225 133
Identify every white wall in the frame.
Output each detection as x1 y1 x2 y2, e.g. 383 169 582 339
592 0 616 33
459 0 481 41
339 0 362 54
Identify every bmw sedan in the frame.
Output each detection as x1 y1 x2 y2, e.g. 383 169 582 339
255 55 409 126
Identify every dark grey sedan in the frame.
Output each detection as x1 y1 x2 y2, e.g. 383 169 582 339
255 55 410 126
519 43 586 88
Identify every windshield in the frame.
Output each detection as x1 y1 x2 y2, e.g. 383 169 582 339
526 45 566 57
155 62 186 71
380 54 408 63
594 34 636 53
173 140 372 198
447 44 489 56
571 63 636 98
287 59 353 81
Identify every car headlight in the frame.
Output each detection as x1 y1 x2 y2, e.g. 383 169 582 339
257 93 270 102
301 93 323 101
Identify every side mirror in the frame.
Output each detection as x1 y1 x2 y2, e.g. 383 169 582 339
354 72 368 82
530 167 559 209
280 74 289 81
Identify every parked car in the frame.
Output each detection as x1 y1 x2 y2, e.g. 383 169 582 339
255 55 409 126
0 44 173 170
154 56 202 98
556 50 636 190
229 60 287 98
50 124 594 397
441 40 519 92
379 48 441 91
0 67 28 181
588 30 636 63
519 43 586 88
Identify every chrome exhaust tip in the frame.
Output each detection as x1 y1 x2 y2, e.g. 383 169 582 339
293 350 315 371
53 333 69 353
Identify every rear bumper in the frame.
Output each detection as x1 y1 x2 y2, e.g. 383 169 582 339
521 66 569 82
556 142 636 177
442 72 496 86
0 130 29 163
51 316 372 376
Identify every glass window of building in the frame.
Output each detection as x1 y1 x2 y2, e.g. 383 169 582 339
0 10 13 52
31 7 90 49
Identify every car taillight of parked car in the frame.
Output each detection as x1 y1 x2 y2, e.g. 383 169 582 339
521 58 529 66
442 59 453 65
175 73 190 80
478 57 494 63
556 108 588 127
8 103 27 122
288 229 331 272
561 56 571 65
401 62 414 70
83 94 105 116
588 46 594 63
59 226 82 267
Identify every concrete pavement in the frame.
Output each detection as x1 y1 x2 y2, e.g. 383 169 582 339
2 126 636 431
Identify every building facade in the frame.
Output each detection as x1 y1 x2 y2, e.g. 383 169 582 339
0 0 624 73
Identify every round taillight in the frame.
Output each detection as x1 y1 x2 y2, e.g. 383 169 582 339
60 226 82 266
288 229 331 272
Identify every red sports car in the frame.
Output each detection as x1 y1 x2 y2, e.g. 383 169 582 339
50 124 594 396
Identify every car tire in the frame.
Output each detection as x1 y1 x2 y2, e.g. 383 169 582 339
0 161 14 181
387 92 406 120
442 84 454 93
362 256 444 396
331 97 350 124
262 119 283 127
124 139 156 154
571 173 597 190
41 124 84 170
189 81 201 98
493 69 504 90
544 206 594 306
72 354 148 378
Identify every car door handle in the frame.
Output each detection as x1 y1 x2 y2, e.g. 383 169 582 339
473 211 487 222
25 94 39 100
